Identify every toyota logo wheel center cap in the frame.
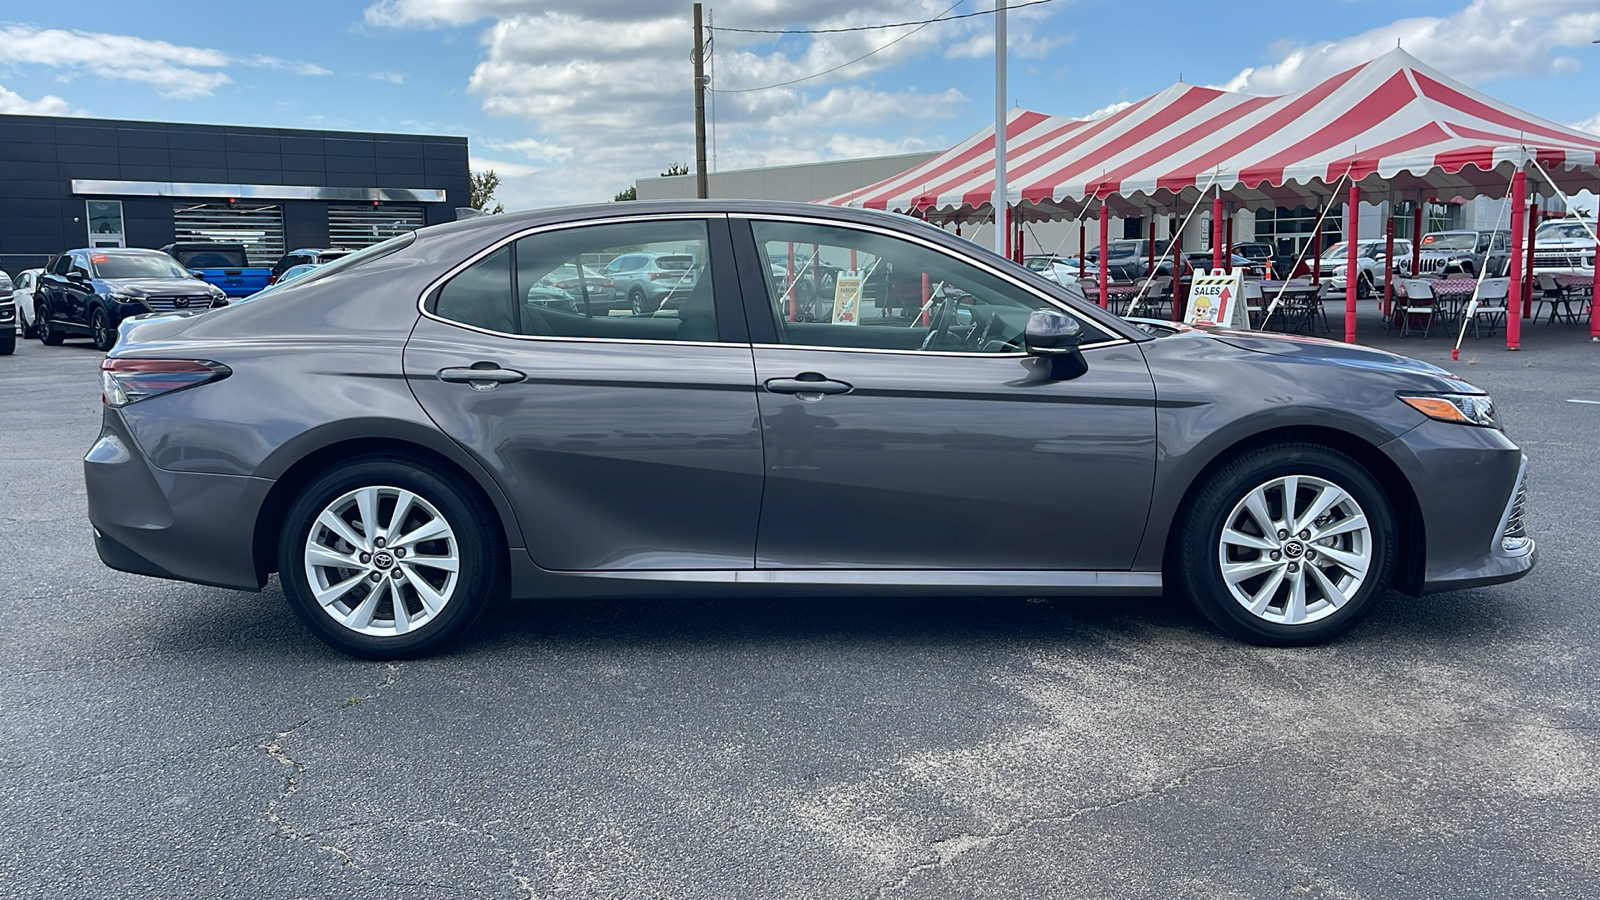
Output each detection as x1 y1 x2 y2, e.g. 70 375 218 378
1283 541 1305 559
373 551 394 569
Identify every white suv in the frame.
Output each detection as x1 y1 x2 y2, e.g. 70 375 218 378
1532 220 1596 275
1320 239 1412 298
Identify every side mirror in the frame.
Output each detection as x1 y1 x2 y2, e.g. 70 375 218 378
1024 309 1089 380
67 271 87 283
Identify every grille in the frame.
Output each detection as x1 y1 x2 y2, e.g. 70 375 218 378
1504 481 1528 542
139 295 215 313
1534 249 1592 267
1417 257 1447 274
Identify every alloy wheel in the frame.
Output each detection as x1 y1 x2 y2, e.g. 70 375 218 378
303 485 461 637
1216 474 1372 626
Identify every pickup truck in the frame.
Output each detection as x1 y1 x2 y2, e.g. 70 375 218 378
160 242 271 298
1532 220 1597 275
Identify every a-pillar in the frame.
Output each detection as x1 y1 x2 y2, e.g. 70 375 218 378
1344 182 1359 343
1507 169 1526 350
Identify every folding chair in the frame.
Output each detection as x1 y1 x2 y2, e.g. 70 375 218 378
1534 272 1577 323
1469 277 1509 339
1398 279 1437 337
1243 280 1263 329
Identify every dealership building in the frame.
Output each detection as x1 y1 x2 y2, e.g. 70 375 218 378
0 113 470 274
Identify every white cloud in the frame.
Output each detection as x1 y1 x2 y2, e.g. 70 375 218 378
1079 100 1132 121
0 83 76 115
1217 0 1600 94
1574 111 1600 136
368 1 1056 206
0 25 331 99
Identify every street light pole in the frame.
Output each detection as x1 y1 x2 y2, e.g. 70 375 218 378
992 1 1007 256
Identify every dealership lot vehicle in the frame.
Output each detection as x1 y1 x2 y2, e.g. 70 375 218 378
0 269 13 355
36 248 228 351
270 248 355 285
161 242 272 298
1532 219 1597 274
1411 230 1511 277
1320 239 1414 296
86 200 1534 659
603 248 703 314
12 267 43 339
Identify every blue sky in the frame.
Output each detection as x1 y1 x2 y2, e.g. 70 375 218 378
2 0 1597 211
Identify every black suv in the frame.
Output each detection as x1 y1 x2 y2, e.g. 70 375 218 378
270 248 354 284
34 248 227 351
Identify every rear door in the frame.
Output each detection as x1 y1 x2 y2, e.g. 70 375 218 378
404 215 764 571
733 215 1158 571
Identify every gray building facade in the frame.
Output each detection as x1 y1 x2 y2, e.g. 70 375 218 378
0 113 470 273
635 152 939 204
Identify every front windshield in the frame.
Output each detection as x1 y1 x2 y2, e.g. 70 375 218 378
1537 222 1595 241
92 254 191 279
1421 233 1477 250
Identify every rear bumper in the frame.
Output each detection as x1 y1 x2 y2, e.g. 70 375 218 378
85 410 271 591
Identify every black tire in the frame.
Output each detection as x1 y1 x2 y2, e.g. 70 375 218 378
1175 443 1397 646
629 287 655 316
21 308 38 340
277 456 503 659
0 327 13 356
37 306 62 346
1356 273 1373 300
91 306 116 352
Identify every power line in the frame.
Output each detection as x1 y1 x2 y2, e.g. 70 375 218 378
709 0 1055 35
709 1 963 94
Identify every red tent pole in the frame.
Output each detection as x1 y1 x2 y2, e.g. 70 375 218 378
1507 170 1526 350
1523 198 1538 319
1098 202 1109 309
1170 215 1184 322
1212 193 1224 271
921 272 930 328
1225 209 1234 265
1016 215 1025 263
1312 198 1322 285
1383 205 1395 319
1003 205 1012 260
1345 183 1359 344
1592 222 1600 339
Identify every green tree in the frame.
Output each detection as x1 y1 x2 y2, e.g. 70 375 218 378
470 169 505 214
614 185 638 202
661 162 690 176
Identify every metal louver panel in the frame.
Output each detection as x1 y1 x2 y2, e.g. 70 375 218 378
328 205 426 249
172 203 285 265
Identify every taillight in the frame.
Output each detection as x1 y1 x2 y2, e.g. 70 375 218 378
100 358 231 407
267 274 278 285
601 279 614 288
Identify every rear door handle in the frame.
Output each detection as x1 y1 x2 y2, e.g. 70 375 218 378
437 365 527 388
763 375 853 396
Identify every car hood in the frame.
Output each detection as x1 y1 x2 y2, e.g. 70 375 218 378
1537 238 1595 249
102 278 216 296
1201 328 1479 391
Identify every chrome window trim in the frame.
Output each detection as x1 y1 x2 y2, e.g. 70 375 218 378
733 211 1142 345
416 212 742 349
749 339 1129 358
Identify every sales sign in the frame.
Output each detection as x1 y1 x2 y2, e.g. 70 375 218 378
1184 268 1248 329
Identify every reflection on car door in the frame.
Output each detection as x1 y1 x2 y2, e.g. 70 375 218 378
735 218 1158 572
404 217 764 571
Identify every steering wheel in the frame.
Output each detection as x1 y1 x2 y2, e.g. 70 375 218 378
918 293 958 351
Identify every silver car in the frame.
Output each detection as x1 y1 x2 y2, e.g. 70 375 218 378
604 249 700 315
85 200 1535 659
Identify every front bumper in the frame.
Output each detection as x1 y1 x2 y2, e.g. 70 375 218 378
85 409 272 591
1384 419 1536 594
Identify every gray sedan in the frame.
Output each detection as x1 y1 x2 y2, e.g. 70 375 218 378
84 200 1534 658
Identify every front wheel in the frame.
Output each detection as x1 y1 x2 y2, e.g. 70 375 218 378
1175 443 1396 645
277 457 503 659
37 307 62 346
91 307 115 352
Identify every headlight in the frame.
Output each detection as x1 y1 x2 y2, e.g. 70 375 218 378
110 291 140 303
1399 392 1498 428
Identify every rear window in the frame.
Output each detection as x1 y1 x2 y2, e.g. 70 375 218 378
171 246 249 268
656 255 694 270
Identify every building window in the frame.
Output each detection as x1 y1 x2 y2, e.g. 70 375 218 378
173 203 286 265
86 200 125 248
329 205 426 249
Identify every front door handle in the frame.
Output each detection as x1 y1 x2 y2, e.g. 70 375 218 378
763 375 853 397
437 365 527 389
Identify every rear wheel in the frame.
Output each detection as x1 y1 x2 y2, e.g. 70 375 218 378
20 305 38 340
629 287 655 316
1176 443 1396 645
37 306 62 346
277 457 502 659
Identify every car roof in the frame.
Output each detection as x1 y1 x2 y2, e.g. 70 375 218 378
70 247 170 255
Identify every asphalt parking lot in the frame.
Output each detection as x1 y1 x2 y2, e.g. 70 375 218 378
3 318 1598 899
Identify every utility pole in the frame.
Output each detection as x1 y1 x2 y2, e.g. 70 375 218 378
693 3 709 199
992 1 1007 256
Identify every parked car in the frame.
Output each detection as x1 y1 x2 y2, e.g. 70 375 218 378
604 249 703 315
161 242 273 297
1408 230 1510 278
0 270 14 355
269 248 354 285
35 248 227 350
1319 239 1414 297
1085 239 1162 280
536 262 618 314
1024 254 1098 284
1531 220 1597 275
1233 241 1277 277
86 200 1535 659
12 267 44 339
1184 252 1270 279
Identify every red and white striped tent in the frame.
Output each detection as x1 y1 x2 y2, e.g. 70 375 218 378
822 47 1600 218
821 48 1600 347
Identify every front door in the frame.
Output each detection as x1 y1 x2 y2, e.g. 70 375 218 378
736 217 1158 571
404 216 763 571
